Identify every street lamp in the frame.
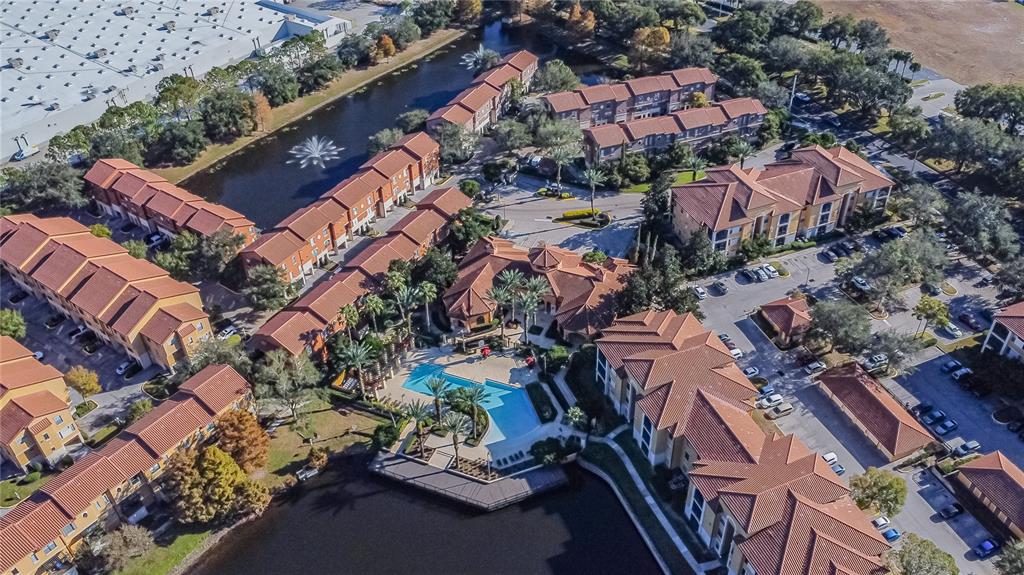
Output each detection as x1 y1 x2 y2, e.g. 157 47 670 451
910 146 925 176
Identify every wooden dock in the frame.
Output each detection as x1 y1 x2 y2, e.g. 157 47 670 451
370 452 568 511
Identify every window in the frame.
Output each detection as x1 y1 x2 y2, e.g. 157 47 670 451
43 433 50 441
54 415 64 425
31 553 39 564
817 202 833 227
640 415 654 455
19 435 28 445
149 463 161 474
61 522 76 536
42 541 58 554
689 487 705 522
130 474 142 486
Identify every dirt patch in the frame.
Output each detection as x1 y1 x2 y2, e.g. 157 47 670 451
815 0 1024 85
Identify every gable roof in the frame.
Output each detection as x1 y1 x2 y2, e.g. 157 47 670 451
959 451 1024 530
388 208 447 246
760 297 812 340
253 310 326 356
416 186 473 219
395 131 439 160
497 50 538 73
995 300 1024 339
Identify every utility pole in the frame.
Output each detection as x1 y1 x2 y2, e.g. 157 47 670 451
787 73 798 112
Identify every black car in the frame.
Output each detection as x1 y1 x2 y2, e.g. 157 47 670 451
891 226 908 238
120 222 137 233
7 291 28 304
959 312 983 332
83 339 105 354
873 229 891 242
740 269 757 282
911 402 934 416
45 314 66 329
939 504 964 519
833 243 851 257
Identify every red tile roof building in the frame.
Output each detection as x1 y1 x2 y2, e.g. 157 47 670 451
0 366 250 575
759 296 811 346
543 67 717 128
0 215 210 370
427 51 538 134
817 364 934 461
83 160 256 247
982 300 1024 362
672 145 895 256
583 97 766 164
957 451 1024 539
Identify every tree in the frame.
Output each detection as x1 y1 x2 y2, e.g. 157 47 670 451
297 55 344 94
368 127 404 155
200 88 256 142
641 172 672 226
216 409 270 472
680 229 726 277
376 34 397 61
412 0 455 35
854 19 889 52
631 26 670 73
532 59 579 93
396 108 430 133
618 245 702 317
888 105 931 150
492 119 533 152
892 183 945 227
458 179 481 199
955 83 1024 134
421 281 438 331
821 14 856 49
89 130 146 167
581 166 605 219
943 190 1019 261
66 366 101 397
194 230 245 280
669 30 714 69
535 120 583 149
243 265 296 311
913 296 949 335
440 411 471 469
866 330 926 374
340 304 360 338
404 400 432 459
337 34 376 68
778 0 822 37
454 0 481 23
252 91 273 132
730 140 755 169
801 131 838 149
618 153 650 183
810 300 870 352
850 467 906 516
928 116 1011 172
1 161 86 212
413 247 459 289
450 208 494 253
337 340 376 398
153 230 199 280
307 445 329 470
995 541 1024 575
101 525 154 573
425 376 451 422
253 63 300 107
711 10 770 56
119 239 148 259
996 257 1024 299
549 144 577 188
884 533 957 575
128 399 153 423
436 122 478 165
715 53 768 93
172 338 252 385
0 309 26 339
235 478 271 518
165 446 246 524
567 3 596 40
361 294 387 333
149 120 209 166
156 74 205 120
254 350 321 423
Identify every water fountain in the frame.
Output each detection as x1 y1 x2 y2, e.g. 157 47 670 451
286 136 343 169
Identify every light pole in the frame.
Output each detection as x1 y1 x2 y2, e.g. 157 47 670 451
910 146 924 176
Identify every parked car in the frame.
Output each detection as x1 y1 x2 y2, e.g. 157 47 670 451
756 394 784 409
743 367 761 378
973 539 1000 558
822 249 838 263
871 516 891 530
921 409 947 425
115 360 136 376
760 263 779 279
45 314 66 329
882 528 902 543
831 463 846 476
7 291 28 304
718 333 731 343
911 402 933 416
765 403 794 419
953 440 980 456
944 323 964 338
825 115 842 129
840 240 855 253
123 362 143 379
144 232 168 248
822 452 838 465
120 221 137 233
753 269 768 283
939 503 964 519
922 282 941 296
934 419 959 435
67 326 89 341
217 325 240 340
832 243 851 257
951 367 973 381
958 312 983 331
740 269 757 282
863 354 889 372
873 229 891 242
940 359 963 373
759 384 777 397
83 339 105 354
852 276 872 292
794 92 812 103
296 466 320 482
891 226 908 238
692 286 708 300
712 280 728 294
804 361 826 375
729 348 743 359
32 351 44 361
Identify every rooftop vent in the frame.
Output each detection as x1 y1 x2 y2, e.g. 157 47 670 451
152 62 164 71
163 20 176 31
47 102 61 111
43 29 59 40
120 5 136 16
208 6 221 15
105 85 117 93
7 57 24 69
90 48 108 58
126 64 137 73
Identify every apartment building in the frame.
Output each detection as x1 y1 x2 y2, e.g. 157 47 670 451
0 215 210 370
543 67 717 128
442 238 634 343
583 97 767 163
0 365 250 575
671 145 895 256
426 50 538 134
0 337 82 472
83 160 257 246
981 300 1024 362
957 451 1024 539
593 310 890 574
239 133 441 285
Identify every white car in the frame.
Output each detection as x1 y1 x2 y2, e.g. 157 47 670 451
692 285 708 300
32 351 45 361
217 325 240 340
760 263 779 279
13 146 39 161
945 323 963 338
765 403 794 419
729 348 744 359
804 361 826 375
871 516 891 530
822 452 838 465
852 276 872 292
951 367 973 381
743 367 760 378
756 394 784 409
794 92 812 103
863 354 889 371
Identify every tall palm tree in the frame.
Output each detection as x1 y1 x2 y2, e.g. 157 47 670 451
581 166 606 219
440 412 471 470
523 276 551 325
519 292 542 343
420 282 437 332
684 156 708 182
340 341 376 398
732 141 755 169
404 399 432 459
362 294 386 332
339 304 359 338
549 145 576 188
463 386 490 439
391 284 422 341
496 268 525 324
425 376 450 421
487 284 514 339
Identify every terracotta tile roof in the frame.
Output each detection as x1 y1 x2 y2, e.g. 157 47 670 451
817 364 933 459
716 97 768 119
543 90 587 113
177 364 249 416
253 310 326 356
0 336 33 363
416 186 472 218
0 337 64 392
0 402 35 444
665 67 717 87
497 50 538 73
673 164 797 231
622 115 682 140
395 131 439 160
472 63 521 89
586 123 628 149
428 103 474 125
342 234 419 282
996 300 1024 339
361 148 417 181
40 452 124 517
143 183 203 225
624 75 676 96
959 451 1024 530
312 197 348 227
110 170 166 204
290 274 366 326
99 436 158 478
672 106 728 130
277 203 332 242
577 83 630 104
322 172 382 211
760 297 811 341
183 200 253 237
241 230 305 266
139 302 205 344
83 158 138 188
388 208 446 246
29 235 127 292
0 216 89 269
0 391 67 443
0 497 73 570
126 396 211 456
442 237 531 321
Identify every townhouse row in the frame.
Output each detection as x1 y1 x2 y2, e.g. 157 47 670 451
0 215 211 371
250 186 473 357
671 144 895 256
583 97 768 163
426 50 539 134
981 300 1024 362
542 66 718 129
83 160 257 247
594 310 894 575
0 337 84 473
239 131 442 285
0 365 251 575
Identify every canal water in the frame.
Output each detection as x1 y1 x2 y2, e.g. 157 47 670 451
187 456 661 575
183 21 602 228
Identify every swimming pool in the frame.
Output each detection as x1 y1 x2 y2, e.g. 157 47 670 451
402 364 541 446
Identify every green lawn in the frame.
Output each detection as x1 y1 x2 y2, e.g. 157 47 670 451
87 423 122 447
0 471 53 507
115 525 213 575
74 400 98 418
620 171 705 194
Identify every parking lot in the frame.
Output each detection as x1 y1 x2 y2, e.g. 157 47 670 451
2 275 152 434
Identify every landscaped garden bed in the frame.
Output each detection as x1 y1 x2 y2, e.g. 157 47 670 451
525 382 556 423
73 399 97 419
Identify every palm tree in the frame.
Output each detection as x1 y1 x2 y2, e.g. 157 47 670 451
420 282 437 332
581 166 606 219
496 268 525 324
362 294 386 332
340 341 376 398
391 284 422 341
908 62 921 82
404 399 432 459
731 140 755 168
549 145 576 188
440 412 471 470
339 304 359 338
487 284 514 339
425 376 450 421
518 291 542 343
684 155 708 182
463 386 490 439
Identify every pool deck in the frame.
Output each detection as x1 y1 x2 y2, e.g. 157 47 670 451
370 450 569 511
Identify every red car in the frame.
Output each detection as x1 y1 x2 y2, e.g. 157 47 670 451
958 312 983 331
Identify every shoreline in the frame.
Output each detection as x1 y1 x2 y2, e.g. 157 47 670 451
153 28 468 184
